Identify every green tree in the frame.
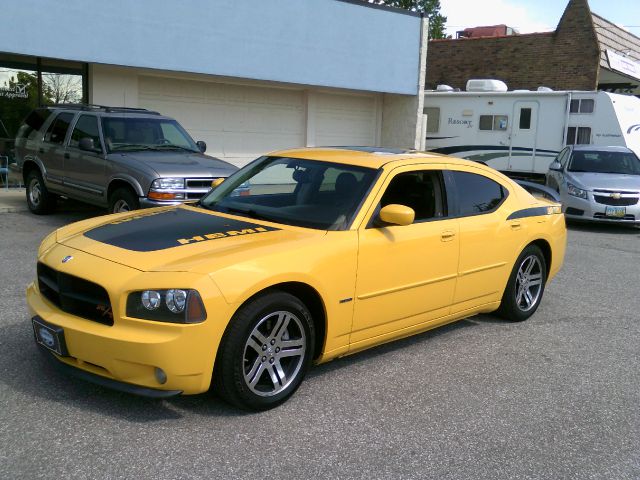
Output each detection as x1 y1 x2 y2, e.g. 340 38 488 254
373 0 447 39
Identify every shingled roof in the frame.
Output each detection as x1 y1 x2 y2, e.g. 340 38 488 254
592 12 640 70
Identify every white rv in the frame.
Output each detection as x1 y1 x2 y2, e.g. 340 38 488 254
423 80 640 177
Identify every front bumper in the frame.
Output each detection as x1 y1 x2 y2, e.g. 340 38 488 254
27 245 231 395
562 194 640 224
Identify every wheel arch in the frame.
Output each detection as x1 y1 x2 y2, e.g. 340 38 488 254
234 281 327 360
107 178 143 199
528 238 552 281
22 160 42 183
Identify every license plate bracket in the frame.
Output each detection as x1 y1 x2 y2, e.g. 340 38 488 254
32 316 69 356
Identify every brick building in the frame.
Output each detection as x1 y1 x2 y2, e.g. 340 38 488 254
426 0 640 96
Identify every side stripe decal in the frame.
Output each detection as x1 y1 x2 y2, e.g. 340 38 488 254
507 207 551 220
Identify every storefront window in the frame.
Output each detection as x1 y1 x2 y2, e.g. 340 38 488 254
0 54 86 160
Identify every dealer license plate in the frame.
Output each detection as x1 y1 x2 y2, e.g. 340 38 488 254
32 316 68 356
604 206 626 218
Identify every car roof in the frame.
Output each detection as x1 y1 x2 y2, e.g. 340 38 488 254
267 146 479 169
43 105 170 120
571 145 633 153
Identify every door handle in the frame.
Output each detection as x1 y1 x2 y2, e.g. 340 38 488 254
441 230 456 241
510 221 522 230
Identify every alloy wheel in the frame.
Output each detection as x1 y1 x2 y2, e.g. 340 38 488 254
515 255 543 312
243 310 306 397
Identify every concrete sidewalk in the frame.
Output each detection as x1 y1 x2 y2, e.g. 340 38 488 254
0 188 28 213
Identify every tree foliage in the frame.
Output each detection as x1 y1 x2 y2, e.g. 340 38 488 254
371 0 447 39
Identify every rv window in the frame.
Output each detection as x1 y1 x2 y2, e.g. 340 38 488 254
570 100 580 113
570 99 594 114
479 115 493 130
579 99 594 113
566 127 591 145
424 107 440 133
577 127 591 144
519 108 532 129
479 115 508 131
494 116 508 130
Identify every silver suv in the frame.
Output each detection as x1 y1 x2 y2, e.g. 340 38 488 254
15 105 237 214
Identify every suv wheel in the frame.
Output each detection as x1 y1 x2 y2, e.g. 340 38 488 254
26 170 56 214
109 188 140 213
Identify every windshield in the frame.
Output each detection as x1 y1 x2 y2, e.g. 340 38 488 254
200 156 378 230
568 150 640 175
101 117 199 153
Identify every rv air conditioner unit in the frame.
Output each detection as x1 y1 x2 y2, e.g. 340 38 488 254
466 79 508 92
436 84 454 92
537 86 553 92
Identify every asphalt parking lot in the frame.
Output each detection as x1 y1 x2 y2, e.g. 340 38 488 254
1 201 639 480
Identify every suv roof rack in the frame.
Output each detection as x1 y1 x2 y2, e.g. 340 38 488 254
48 104 161 115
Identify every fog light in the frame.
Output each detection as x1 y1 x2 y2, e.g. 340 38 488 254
141 290 161 310
166 289 187 313
155 367 167 385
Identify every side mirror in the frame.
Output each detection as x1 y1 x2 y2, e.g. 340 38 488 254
196 141 207 153
378 204 415 226
79 137 97 152
548 161 562 172
211 177 225 189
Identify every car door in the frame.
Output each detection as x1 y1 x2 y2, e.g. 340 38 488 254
64 114 108 203
447 167 519 314
41 112 75 191
350 165 460 347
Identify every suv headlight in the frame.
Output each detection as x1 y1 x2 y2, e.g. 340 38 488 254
150 178 185 190
126 289 206 323
567 182 588 199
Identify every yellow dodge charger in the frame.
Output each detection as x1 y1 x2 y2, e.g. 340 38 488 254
28 147 566 410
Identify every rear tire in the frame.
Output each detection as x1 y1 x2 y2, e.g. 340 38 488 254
109 187 139 213
497 244 547 322
26 169 56 214
213 291 315 411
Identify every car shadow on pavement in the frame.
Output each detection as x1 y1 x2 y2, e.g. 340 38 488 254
1 320 244 421
566 220 640 235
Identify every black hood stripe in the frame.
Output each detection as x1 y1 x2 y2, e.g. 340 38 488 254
84 208 279 252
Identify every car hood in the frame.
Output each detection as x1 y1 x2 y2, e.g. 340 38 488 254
111 151 237 177
54 206 326 273
569 172 640 191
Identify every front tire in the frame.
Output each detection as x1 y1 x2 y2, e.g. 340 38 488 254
214 291 315 411
109 187 140 213
497 244 547 322
26 170 56 214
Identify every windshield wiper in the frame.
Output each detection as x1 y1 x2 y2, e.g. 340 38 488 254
222 205 275 222
111 144 154 151
151 144 198 153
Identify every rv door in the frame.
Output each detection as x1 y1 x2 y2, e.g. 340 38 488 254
509 101 539 173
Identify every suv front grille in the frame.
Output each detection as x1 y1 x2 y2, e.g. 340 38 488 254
593 195 638 206
37 263 113 326
185 178 214 189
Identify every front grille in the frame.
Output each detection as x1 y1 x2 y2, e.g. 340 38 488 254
37 263 113 326
185 178 215 189
593 213 636 221
593 195 638 206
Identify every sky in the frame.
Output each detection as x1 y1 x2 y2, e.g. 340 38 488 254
439 0 640 37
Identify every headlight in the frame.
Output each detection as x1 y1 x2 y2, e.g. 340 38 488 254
126 289 206 323
150 178 185 190
567 182 587 199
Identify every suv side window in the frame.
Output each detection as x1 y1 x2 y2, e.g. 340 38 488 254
44 112 74 145
451 171 505 216
69 115 101 151
379 170 447 222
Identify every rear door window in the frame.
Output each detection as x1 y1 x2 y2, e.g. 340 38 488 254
44 112 74 145
450 170 506 216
